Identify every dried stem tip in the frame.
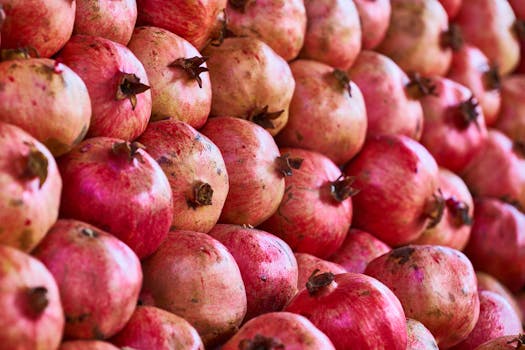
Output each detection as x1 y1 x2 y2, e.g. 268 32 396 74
111 141 146 163
332 69 352 97
306 269 335 295
187 181 213 209
446 197 473 227
22 145 49 188
456 95 481 130
169 56 209 88
248 105 284 130
330 175 359 202
115 72 150 110
406 72 437 99
424 191 445 229
275 153 303 177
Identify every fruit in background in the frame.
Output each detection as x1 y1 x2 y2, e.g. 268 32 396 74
276 59 367 165
454 0 520 75
220 312 336 350
494 75 525 144
343 134 441 246
140 230 247 348
0 57 91 156
57 35 151 141
365 245 480 349
260 147 355 259
348 51 424 140
59 341 120 350
74 0 137 45
477 272 523 323
128 26 211 128
300 0 361 70
0 122 62 252
0 0 75 57
203 37 295 135
58 137 173 259
475 335 525 350
33 220 142 340
294 253 346 291
0 245 64 349
438 0 462 19
406 318 439 350
225 0 307 61
353 0 391 50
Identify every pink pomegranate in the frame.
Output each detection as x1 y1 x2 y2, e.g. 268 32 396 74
128 26 211 128
276 59 367 165
378 0 453 76
353 0 391 50
407 318 439 350
494 75 525 143
294 253 346 291
285 272 407 350
348 50 424 140
0 245 64 349
209 224 298 320
136 0 226 50
202 37 295 135
475 335 525 350
200 117 290 226
0 0 75 57
439 0 462 19
412 168 474 251
140 230 247 347
260 147 355 259
74 0 137 45
221 312 336 350
300 0 361 70
365 245 480 348
343 134 441 246
329 229 391 274
0 57 91 156
59 341 119 350
464 198 525 292
225 0 307 61
58 137 173 259
454 0 520 75
57 34 152 141
0 122 61 252
110 306 204 350
477 271 523 323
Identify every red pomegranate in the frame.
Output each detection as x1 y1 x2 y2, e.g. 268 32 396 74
59 341 119 350
260 147 355 259
494 75 525 143
407 318 439 350
477 271 523 323
57 34 152 141
0 122 62 252
294 253 346 291
276 59 367 165
475 335 525 350
128 26 211 128
58 137 173 259
439 0 462 19
353 0 391 50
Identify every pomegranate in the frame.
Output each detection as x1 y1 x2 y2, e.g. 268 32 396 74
353 0 391 50
329 229 391 274
275 59 367 165
294 253 346 291
74 0 137 45
128 26 211 128
57 34 152 141
377 0 453 76
260 147 355 259
59 341 119 350
285 272 407 350
225 0 307 61
136 0 226 50
365 245 480 349
0 122 62 252
477 271 523 323
348 50 424 140
412 168 474 251
0 0 75 57
407 318 439 350
110 306 204 350
494 75 525 143
0 245 64 349
300 0 361 70
58 137 173 259
202 37 295 135
140 230 247 347
200 117 290 226
208 224 298 320
475 335 525 350
33 219 142 340
464 198 525 292
0 57 91 156
343 134 441 246
439 0 462 19
221 312 335 350
454 0 520 75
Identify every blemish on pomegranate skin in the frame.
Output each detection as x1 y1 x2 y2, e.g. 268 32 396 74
8 76 14 82
390 246 415 265
24 219 31 226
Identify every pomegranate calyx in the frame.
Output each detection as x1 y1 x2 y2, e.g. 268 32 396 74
514 20 525 41
456 95 481 130
26 286 49 318
306 269 335 295
229 0 256 13
513 141 525 158
440 23 464 51
111 141 146 163
329 175 359 202
239 334 285 350
81 227 99 238
247 105 284 130
187 181 214 209
424 191 445 229
446 197 473 227
482 65 501 91
115 72 150 110
275 153 303 177
208 9 236 47
0 47 39 61
406 72 437 99
332 69 352 97
22 145 49 188
507 334 525 349
169 56 209 88
391 246 415 265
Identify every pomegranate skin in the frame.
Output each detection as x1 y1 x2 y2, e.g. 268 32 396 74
300 0 362 70
343 134 440 246
128 26 211 128
0 122 62 252
137 120 228 233
58 137 173 259
225 0 307 61
0 0 75 57
0 245 64 350
509 0 525 20
407 318 439 350
294 253 346 291
365 245 480 349
476 271 523 324
494 75 525 143
276 59 367 165
57 34 152 141
475 335 525 350
74 0 137 45
260 147 353 259
59 341 119 350
220 312 336 350
439 0 462 19
353 0 391 50
110 306 204 350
